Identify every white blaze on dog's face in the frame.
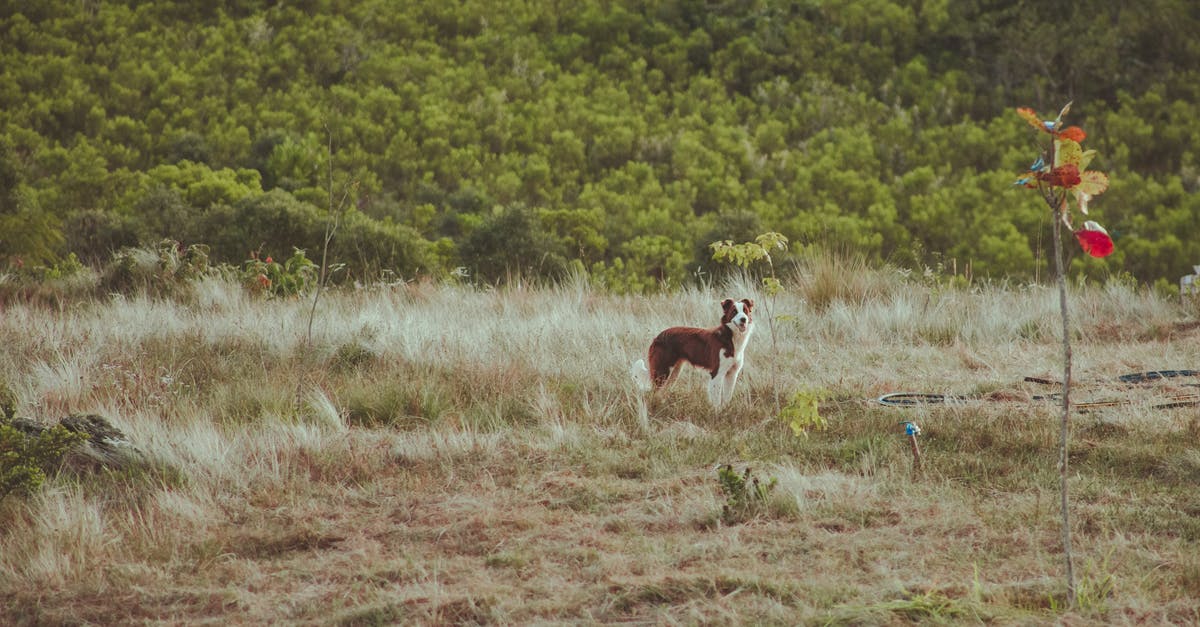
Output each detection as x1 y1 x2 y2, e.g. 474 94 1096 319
721 298 754 334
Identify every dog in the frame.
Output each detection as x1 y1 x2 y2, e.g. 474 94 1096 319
631 298 754 407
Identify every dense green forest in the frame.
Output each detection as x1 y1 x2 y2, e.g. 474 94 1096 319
2 0 1199 290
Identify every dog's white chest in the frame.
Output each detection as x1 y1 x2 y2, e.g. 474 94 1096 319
717 351 742 375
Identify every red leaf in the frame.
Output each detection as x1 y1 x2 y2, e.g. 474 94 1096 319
1057 126 1087 142
1074 223 1114 258
1037 164 1081 188
1057 165 1082 188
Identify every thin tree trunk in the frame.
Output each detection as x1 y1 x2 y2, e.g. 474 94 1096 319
307 124 343 347
1051 201 1077 607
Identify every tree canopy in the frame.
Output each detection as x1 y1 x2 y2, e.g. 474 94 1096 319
3 0 1199 290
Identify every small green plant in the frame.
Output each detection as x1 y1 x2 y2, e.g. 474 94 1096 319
1 416 88 501
1073 553 1116 614
242 248 317 298
780 389 828 438
710 232 789 349
717 464 777 524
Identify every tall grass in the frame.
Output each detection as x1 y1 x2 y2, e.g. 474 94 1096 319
1 260 1198 624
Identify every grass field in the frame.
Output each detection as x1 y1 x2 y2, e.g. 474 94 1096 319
2 261 1199 625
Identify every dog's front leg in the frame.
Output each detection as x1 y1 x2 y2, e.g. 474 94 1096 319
724 358 743 401
707 375 725 407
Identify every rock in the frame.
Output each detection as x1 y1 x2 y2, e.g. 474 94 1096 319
12 413 146 472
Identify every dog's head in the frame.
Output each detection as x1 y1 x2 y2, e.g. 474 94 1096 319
721 298 754 334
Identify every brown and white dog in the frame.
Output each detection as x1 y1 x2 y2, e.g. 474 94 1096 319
631 298 754 407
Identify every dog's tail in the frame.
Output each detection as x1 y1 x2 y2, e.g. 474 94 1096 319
630 359 652 392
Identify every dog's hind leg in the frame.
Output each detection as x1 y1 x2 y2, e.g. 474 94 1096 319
645 360 678 397
663 362 684 388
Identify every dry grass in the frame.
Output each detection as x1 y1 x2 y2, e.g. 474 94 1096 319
2 270 1200 625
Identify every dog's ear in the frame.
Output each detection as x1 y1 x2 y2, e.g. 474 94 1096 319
721 298 734 311
742 298 754 312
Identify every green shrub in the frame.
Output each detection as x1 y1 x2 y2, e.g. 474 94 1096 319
0 384 88 501
335 210 438 280
458 205 568 284
241 248 317 297
199 189 324 265
589 235 688 294
62 209 140 266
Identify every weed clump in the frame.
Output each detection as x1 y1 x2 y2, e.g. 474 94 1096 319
331 342 376 372
717 464 777 524
100 239 211 299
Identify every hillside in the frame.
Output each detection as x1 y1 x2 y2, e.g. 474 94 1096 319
3 1 1200 288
